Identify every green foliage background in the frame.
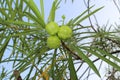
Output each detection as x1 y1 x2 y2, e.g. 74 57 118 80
0 0 120 80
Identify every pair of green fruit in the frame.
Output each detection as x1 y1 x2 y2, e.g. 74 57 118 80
46 22 72 49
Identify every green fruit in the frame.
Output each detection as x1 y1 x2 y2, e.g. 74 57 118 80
47 36 61 49
58 26 72 39
45 22 59 35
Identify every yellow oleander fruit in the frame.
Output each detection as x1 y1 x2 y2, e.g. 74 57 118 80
47 36 61 49
58 26 72 39
45 22 59 35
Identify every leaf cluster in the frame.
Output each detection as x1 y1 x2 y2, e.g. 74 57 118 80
0 0 120 80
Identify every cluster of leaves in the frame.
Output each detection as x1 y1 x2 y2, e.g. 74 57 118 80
0 0 120 80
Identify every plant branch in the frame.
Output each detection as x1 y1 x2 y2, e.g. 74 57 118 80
92 50 120 63
83 0 98 32
61 40 82 60
113 0 120 15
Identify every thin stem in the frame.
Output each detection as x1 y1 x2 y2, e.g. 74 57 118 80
61 40 82 60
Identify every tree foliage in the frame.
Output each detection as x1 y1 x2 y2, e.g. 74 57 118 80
0 0 120 80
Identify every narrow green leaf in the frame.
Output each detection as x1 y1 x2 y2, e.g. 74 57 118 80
0 35 11 61
24 0 41 17
24 0 45 27
26 65 34 80
72 45 101 77
81 46 120 71
67 6 94 26
51 49 57 80
73 7 104 26
2 20 39 27
40 0 44 20
24 12 45 28
68 53 78 80
48 0 56 22
48 0 61 22
92 47 120 63
76 35 95 42
0 8 9 18
72 6 94 24
19 0 23 10
6 0 12 15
